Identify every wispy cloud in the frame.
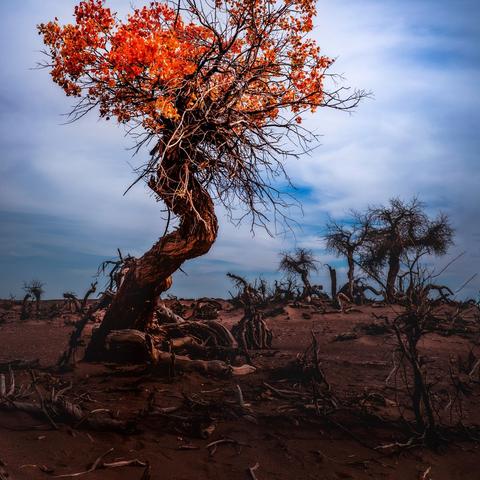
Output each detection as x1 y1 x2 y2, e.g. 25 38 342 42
0 0 478 299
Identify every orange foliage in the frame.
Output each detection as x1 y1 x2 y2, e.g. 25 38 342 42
38 0 332 132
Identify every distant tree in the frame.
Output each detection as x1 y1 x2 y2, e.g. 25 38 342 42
279 248 318 299
361 198 454 302
20 293 32 321
63 281 98 314
325 211 372 300
325 264 337 299
23 280 45 315
38 0 364 355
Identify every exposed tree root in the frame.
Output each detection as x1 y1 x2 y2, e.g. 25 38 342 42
52 447 147 478
335 292 353 313
104 329 254 377
227 275 273 354
232 310 272 352
190 298 222 320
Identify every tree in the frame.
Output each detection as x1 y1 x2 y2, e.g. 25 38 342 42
279 248 318 298
38 0 363 355
23 280 45 316
324 211 371 300
361 198 454 302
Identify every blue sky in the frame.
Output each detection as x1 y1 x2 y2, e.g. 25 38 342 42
0 0 479 299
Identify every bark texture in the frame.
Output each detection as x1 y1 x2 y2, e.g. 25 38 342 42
386 251 401 303
86 156 218 359
346 252 355 300
327 265 337 299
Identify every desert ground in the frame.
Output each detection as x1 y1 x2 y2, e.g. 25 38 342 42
0 298 479 480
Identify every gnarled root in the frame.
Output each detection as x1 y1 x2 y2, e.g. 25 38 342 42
232 310 273 351
104 329 254 377
335 292 352 312
155 303 185 324
150 304 237 360
190 298 222 320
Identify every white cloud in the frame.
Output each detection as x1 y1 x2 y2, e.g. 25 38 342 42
0 0 478 298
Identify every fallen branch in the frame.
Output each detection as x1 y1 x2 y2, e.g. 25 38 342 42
248 462 260 480
0 371 135 433
206 437 248 457
53 448 146 478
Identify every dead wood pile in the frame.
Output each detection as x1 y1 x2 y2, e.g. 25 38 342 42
227 273 273 353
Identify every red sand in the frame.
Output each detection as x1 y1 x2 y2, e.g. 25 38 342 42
0 300 479 479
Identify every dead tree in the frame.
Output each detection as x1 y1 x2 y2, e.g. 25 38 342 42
227 273 251 307
39 0 365 358
58 261 250 371
253 277 270 305
337 278 382 305
227 273 273 356
63 292 82 313
379 263 475 447
58 292 114 368
20 292 32 320
326 265 337 299
325 212 372 300
279 249 318 300
271 278 297 303
389 300 440 444
62 282 98 314
22 280 45 316
361 198 454 303
81 281 98 312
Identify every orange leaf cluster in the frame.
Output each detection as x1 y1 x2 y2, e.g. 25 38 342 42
39 0 332 133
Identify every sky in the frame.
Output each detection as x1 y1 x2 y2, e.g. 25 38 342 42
0 0 479 300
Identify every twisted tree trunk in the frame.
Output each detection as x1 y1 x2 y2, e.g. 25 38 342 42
386 252 401 303
300 270 312 298
326 265 337 299
86 156 218 359
346 252 355 300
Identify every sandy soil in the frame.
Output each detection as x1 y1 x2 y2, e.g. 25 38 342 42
0 299 479 480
